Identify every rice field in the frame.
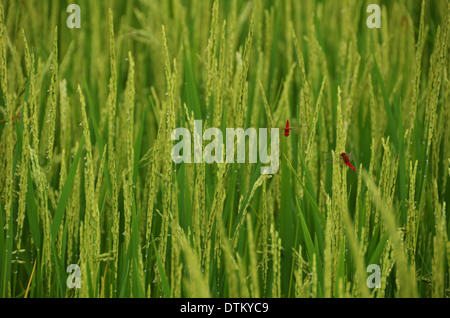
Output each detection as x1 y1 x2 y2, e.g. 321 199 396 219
0 0 449 298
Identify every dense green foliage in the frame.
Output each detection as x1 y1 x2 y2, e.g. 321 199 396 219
0 0 449 298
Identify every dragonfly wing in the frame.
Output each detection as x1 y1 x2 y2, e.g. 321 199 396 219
345 151 355 162
322 152 334 160
322 152 345 165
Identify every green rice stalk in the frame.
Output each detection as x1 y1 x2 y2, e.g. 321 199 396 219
56 148 66 256
78 85 100 295
175 226 210 297
46 26 58 174
271 223 281 298
232 174 271 249
16 101 29 250
246 213 259 297
406 160 418 259
432 201 447 297
362 171 416 297
29 146 52 291
107 9 120 296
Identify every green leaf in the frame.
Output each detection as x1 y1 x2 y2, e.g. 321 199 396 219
368 233 389 266
296 197 316 263
183 46 202 119
372 52 398 147
153 239 171 298
50 137 85 245
284 154 325 226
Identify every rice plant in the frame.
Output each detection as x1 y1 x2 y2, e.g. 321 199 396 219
0 0 449 298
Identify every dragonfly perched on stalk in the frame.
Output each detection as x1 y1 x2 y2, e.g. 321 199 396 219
323 151 357 172
270 119 308 137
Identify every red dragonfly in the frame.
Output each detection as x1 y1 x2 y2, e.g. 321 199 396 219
340 152 357 172
323 151 357 172
271 120 307 137
283 119 293 137
0 113 21 124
